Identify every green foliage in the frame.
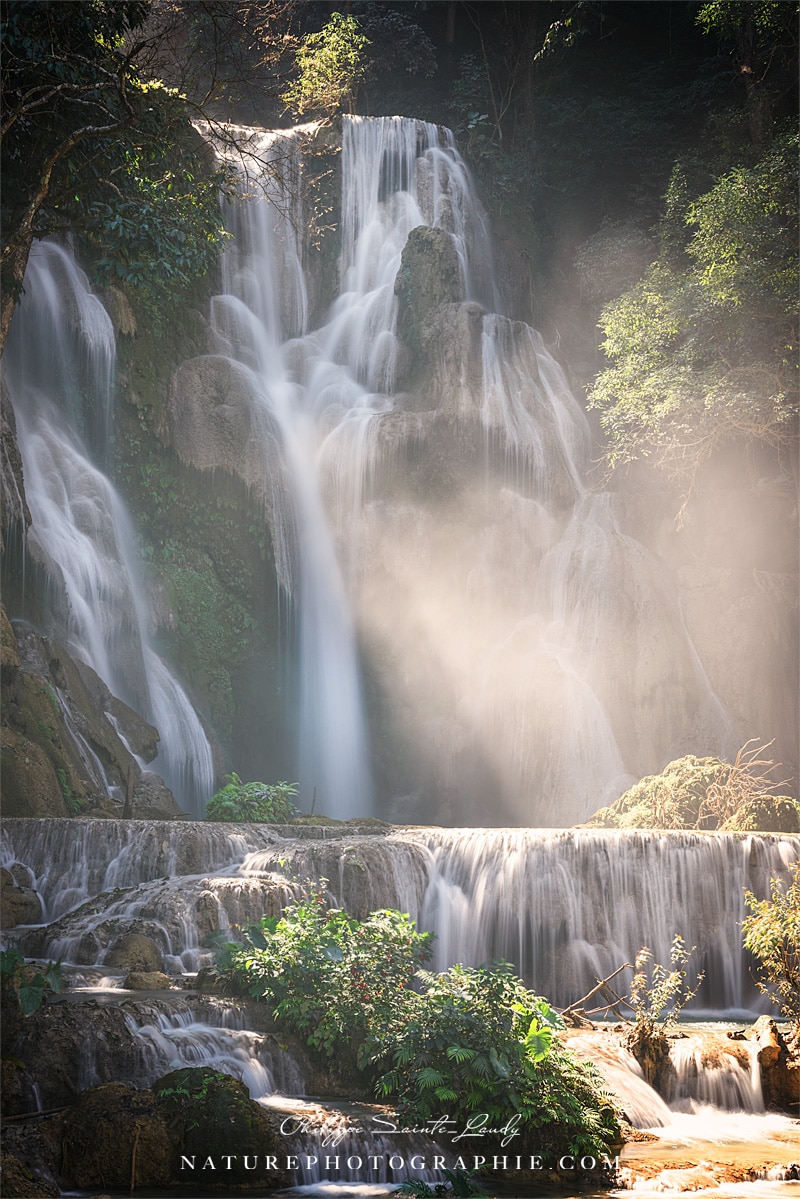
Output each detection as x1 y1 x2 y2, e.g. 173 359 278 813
589 129 798 477
220 895 618 1158
1 1 228 330
398 1167 488 1198
586 749 798 833
742 862 800 1032
373 963 618 1159
225 886 433 1074
205 774 298 823
1 949 62 1017
628 935 705 1038
282 13 370 117
79 107 232 299
624 936 704 1086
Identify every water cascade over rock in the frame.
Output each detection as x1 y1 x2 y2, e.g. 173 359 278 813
2 241 214 815
169 115 740 824
4 819 797 1014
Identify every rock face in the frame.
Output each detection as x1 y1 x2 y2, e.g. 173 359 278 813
746 1016 800 1113
1 999 141 1111
0 614 184 821
60 1069 291 1191
0 381 31 549
0 866 42 928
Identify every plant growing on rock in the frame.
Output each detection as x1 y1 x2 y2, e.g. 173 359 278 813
625 935 704 1086
697 739 793 829
223 886 433 1076
0 948 62 1016
374 961 619 1161
742 862 800 1036
204 774 298 822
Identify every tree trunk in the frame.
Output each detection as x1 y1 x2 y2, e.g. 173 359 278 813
0 226 35 359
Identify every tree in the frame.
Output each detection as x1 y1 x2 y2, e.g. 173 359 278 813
0 0 230 353
588 128 798 482
696 1 799 145
742 862 800 1034
281 11 369 118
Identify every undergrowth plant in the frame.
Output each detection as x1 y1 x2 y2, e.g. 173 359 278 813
223 884 433 1073
218 890 621 1161
625 934 704 1084
0 948 62 1016
205 774 298 822
742 862 800 1035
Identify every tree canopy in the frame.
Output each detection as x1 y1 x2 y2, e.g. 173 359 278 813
588 127 798 480
0 0 233 349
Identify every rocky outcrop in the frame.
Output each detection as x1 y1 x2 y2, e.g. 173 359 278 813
746 1016 800 1113
0 616 184 821
395 225 465 368
1 999 141 1111
60 1069 291 1191
0 866 42 929
131 772 187 821
0 381 30 550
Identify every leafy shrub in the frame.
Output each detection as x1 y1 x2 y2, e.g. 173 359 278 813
374 962 618 1160
585 745 797 832
224 886 433 1073
742 862 800 1034
220 895 620 1160
0 948 62 1016
625 935 704 1086
204 773 298 823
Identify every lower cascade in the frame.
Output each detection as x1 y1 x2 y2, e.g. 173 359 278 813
3 819 799 1195
4 819 797 1011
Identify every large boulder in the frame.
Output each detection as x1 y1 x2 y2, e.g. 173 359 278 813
60 1070 291 1191
105 932 164 973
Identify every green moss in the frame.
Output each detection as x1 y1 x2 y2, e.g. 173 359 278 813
722 796 800 833
585 755 733 829
585 753 800 832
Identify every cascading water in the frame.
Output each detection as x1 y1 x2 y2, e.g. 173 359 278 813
188 114 739 824
4 819 798 1015
2 240 214 815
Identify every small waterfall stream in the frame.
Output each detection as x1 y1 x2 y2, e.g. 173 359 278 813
4 820 797 1012
2 241 214 814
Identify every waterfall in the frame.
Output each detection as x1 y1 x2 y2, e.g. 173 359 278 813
4 819 797 1016
2 240 214 815
188 114 741 824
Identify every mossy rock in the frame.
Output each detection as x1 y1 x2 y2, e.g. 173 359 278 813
585 754 800 832
585 755 730 829
60 1083 172 1190
721 795 800 833
153 1067 290 1187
